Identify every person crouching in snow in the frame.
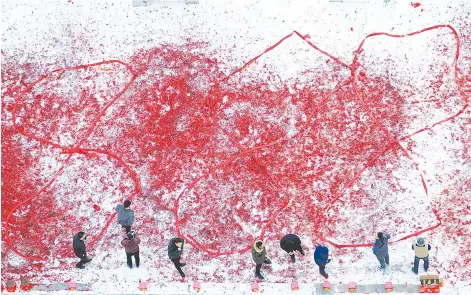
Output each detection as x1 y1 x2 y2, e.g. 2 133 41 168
168 238 186 278
412 237 431 274
372 231 391 269
115 199 134 233
251 240 272 280
121 230 141 268
72 231 92 269
280 234 305 263
314 245 330 278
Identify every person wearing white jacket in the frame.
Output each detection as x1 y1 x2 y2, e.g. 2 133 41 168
412 237 431 274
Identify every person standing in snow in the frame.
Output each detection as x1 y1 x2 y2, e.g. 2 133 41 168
372 231 391 269
280 234 305 263
412 237 431 274
72 231 92 269
121 230 141 268
115 200 135 233
314 245 330 278
251 240 272 280
168 237 186 278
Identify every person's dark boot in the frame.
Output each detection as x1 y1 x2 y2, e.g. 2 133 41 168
290 255 296 263
411 267 418 274
128 264 133 269
85 258 92 263
180 262 186 267
256 272 265 280
299 249 305 256
320 271 328 279
263 259 272 264
76 264 85 269
180 273 186 278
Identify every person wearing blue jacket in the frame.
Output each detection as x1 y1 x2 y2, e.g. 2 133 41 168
412 237 431 274
314 245 330 278
115 200 135 233
372 232 391 269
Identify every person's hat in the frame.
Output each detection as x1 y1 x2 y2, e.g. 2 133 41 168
417 237 425 246
127 230 136 240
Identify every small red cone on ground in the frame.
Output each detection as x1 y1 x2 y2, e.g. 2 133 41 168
68 281 76 291
251 281 260 292
291 281 299 291
20 278 33 291
348 282 356 292
323 280 331 291
385 281 393 292
6 280 16 292
139 281 148 291
193 281 201 292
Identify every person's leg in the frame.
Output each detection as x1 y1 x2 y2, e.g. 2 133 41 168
125 226 131 233
423 256 429 272
319 264 328 278
134 251 140 268
296 245 305 256
126 252 133 268
171 259 185 277
255 263 264 279
412 256 419 274
385 254 389 266
255 264 262 275
82 254 92 263
377 256 386 269
76 259 85 268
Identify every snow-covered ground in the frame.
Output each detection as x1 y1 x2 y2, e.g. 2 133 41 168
1 0 470 294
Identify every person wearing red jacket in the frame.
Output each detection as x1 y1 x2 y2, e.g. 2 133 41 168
121 230 141 268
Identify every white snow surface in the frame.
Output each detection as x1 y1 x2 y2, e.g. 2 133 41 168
2 0 471 294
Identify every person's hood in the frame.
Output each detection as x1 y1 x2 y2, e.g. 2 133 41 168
253 240 264 253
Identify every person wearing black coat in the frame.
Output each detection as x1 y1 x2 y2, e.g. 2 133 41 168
168 237 186 278
72 231 92 269
280 234 305 263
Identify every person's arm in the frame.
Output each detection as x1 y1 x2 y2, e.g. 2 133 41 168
412 244 415 250
121 239 128 247
77 241 86 256
130 210 135 225
372 241 378 255
428 244 431 250
321 252 328 264
169 246 179 259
